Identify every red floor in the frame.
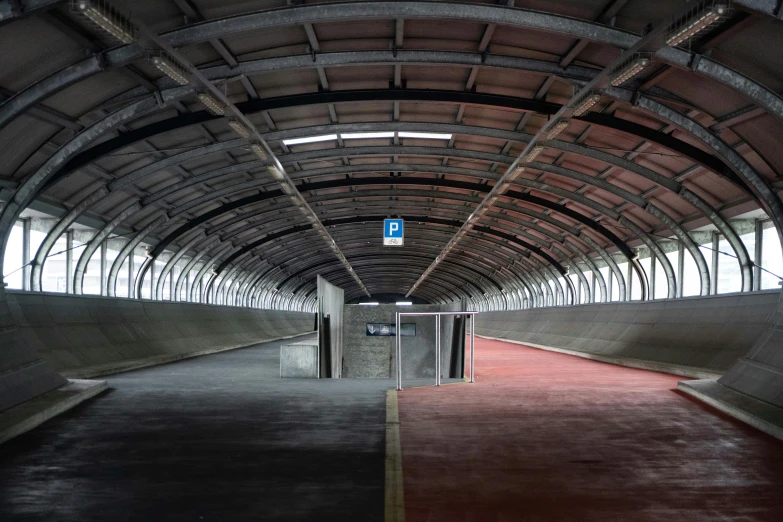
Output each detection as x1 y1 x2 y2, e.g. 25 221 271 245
397 337 783 521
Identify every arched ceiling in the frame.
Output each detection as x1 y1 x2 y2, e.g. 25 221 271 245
1 0 783 309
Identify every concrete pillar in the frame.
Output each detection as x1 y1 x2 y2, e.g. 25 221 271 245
754 220 763 291
677 241 684 298
100 242 107 296
65 230 73 294
649 254 656 300
22 219 31 291
711 232 719 295
608 269 613 301
127 250 134 298
591 271 597 303
626 261 633 301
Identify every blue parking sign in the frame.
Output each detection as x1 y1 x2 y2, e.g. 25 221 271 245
383 219 404 246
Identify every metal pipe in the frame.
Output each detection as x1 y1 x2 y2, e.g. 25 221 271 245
396 311 402 391
470 313 475 383
436 314 441 386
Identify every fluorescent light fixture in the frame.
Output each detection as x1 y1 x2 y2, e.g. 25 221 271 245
573 93 602 116
396 301 413 306
74 0 136 44
267 166 285 180
524 145 545 163
282 134 337 146
545 120 570 140
667 4 729 47
359 302 379 306
342 132 395 139
227 119 251 139
149 53 190 86
398 132 452 140
279 183 293 195
610 56 651 87
250 143 267 161
198 93 225 116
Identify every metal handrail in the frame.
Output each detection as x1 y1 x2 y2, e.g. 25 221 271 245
395 311 479 391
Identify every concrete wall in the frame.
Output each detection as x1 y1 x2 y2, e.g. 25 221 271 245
720 289 783 408
343 304 458 379
0 287 66 412
477 291 780 374
5 291 315 378
317 275 344 378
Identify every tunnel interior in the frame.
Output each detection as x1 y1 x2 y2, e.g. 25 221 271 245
2 0 783 519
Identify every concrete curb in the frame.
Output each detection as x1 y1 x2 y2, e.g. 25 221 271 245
678 379 783 442
62 332 316 379
477 335 723 380
385 390 405 522
0 379 108 445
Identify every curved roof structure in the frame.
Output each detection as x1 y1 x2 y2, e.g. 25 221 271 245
1 0 783 311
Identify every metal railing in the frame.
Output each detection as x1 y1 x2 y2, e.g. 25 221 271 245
395 311 479 391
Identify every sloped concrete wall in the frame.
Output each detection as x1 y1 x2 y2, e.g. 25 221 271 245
0 287 66 412
719 290 783 408
5 291 314 376
477 291 780 373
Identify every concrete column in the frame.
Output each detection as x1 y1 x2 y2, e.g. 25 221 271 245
149 260 154 300
608 269 613 301
184 270 190 302
626 261 633 301
65 230 73 294
577 277 582 305
711 232 719 295
22 219 31 291
650 253 656 300
100 241 107 296
754 220 763 291
677 241 685 298
591 271 597 303
169 269 175 301
127 250 134 298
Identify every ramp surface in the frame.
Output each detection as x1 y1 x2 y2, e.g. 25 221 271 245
0 334 387 522
397 337 783 521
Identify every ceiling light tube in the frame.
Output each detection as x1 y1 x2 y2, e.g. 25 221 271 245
572 93 602 116
279 183 293 195
545 120 570 140
666 4 729 47
74 0 136 43
250 143 268 161
342 132 395 139
198 93 225 116
282 134 337 146
149 53 190 86
397 132 452 140
359 302 379 306
228 119 251 139
396 301 413 306
524 145 545 163
610 56 651 87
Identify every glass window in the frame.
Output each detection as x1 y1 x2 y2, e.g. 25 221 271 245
115 253 131 298
762 225 783 289
682 246 701 297
614 261 627 301
718 234 744 294
598 265 610 302
42 235 68 293
3 222 24 289
81 243 100 296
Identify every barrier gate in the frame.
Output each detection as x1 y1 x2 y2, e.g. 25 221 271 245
395 311 479 391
